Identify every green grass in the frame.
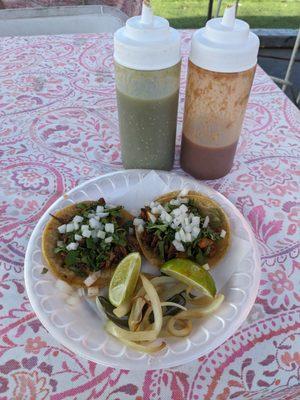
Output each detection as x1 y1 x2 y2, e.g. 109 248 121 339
152 0 299 29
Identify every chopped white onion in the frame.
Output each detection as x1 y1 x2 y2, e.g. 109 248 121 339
87 287 100 297
185 232 192 242
172 240 185 252
133 218 145 226
77 287 85 297
91 230 98 239
105 236 113 243
82 229 91 238
192 216 200 226
58 224 67 234
66 242 78 251
151 206 160 215
170 199 180 206
175 231 181 241
148 212 156 223
66 223 75 233
57 240 64 247
81 224 89 232
203 216 210 228
179 188 189 197
89 218 100 229
202 263 210 271
164 213 172 223
220 229 227 238
97 212 109 218
73 222 79 230
74 234 82 241
179 228 186 242
184 225 192 233
105 223 114 233
73 215 83 223
84 271 101 287
136 225 144 234
157 204 165 213
97 230 106 239
179 204 188 213
171 219 180 229
172 208 181 217
96 205 104 213
192 226 200 238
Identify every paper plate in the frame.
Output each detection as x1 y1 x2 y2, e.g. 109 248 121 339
24 170 260 370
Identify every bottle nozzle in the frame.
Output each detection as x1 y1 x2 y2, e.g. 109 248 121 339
221 4 236 29
141 0 153 25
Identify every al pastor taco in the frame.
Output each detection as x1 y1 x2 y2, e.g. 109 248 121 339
134 190 230 268
42 198 138 288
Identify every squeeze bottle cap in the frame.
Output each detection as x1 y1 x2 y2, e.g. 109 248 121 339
114 2 181 71
190 5 259 73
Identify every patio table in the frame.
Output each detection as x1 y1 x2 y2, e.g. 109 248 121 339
0 31 299 400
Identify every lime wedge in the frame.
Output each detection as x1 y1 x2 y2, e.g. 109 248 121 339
161 259 216 297
109 252 141 307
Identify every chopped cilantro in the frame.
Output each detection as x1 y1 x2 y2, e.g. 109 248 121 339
141 198 223 264
65 250 78 266
55 202 132 277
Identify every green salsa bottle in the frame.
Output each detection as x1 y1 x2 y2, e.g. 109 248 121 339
114 2 181 170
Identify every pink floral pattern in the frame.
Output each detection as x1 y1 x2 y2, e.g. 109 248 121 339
25 337 47 354
0 31 299 399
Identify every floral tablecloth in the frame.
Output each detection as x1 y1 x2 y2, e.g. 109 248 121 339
0 31 299 400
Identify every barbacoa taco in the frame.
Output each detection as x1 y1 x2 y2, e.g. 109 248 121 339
134 190 230 268
42 198 139 288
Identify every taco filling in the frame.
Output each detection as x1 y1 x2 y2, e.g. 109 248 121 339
42 198 138 286
134 190 230 268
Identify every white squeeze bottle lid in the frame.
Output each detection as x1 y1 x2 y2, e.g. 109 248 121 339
114 1 181 71
190 5 259 73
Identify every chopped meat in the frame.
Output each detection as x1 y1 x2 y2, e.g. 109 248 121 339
140 208 148 221
167 244 177 260
198 238 214 249
105 252 115 268
151 235 159 248
208 243 217 257
127 235 140 252
142 230 153 247
176 252 188 258
115 245 127 258
98 198 106 206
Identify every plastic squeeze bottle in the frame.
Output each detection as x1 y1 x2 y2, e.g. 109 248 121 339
114 1 181 170
180 5 259 179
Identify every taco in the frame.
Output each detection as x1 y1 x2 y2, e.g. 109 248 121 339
42 198 139 288
134 190 230 268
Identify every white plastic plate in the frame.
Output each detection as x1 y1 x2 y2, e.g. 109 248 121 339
24 170 260 370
